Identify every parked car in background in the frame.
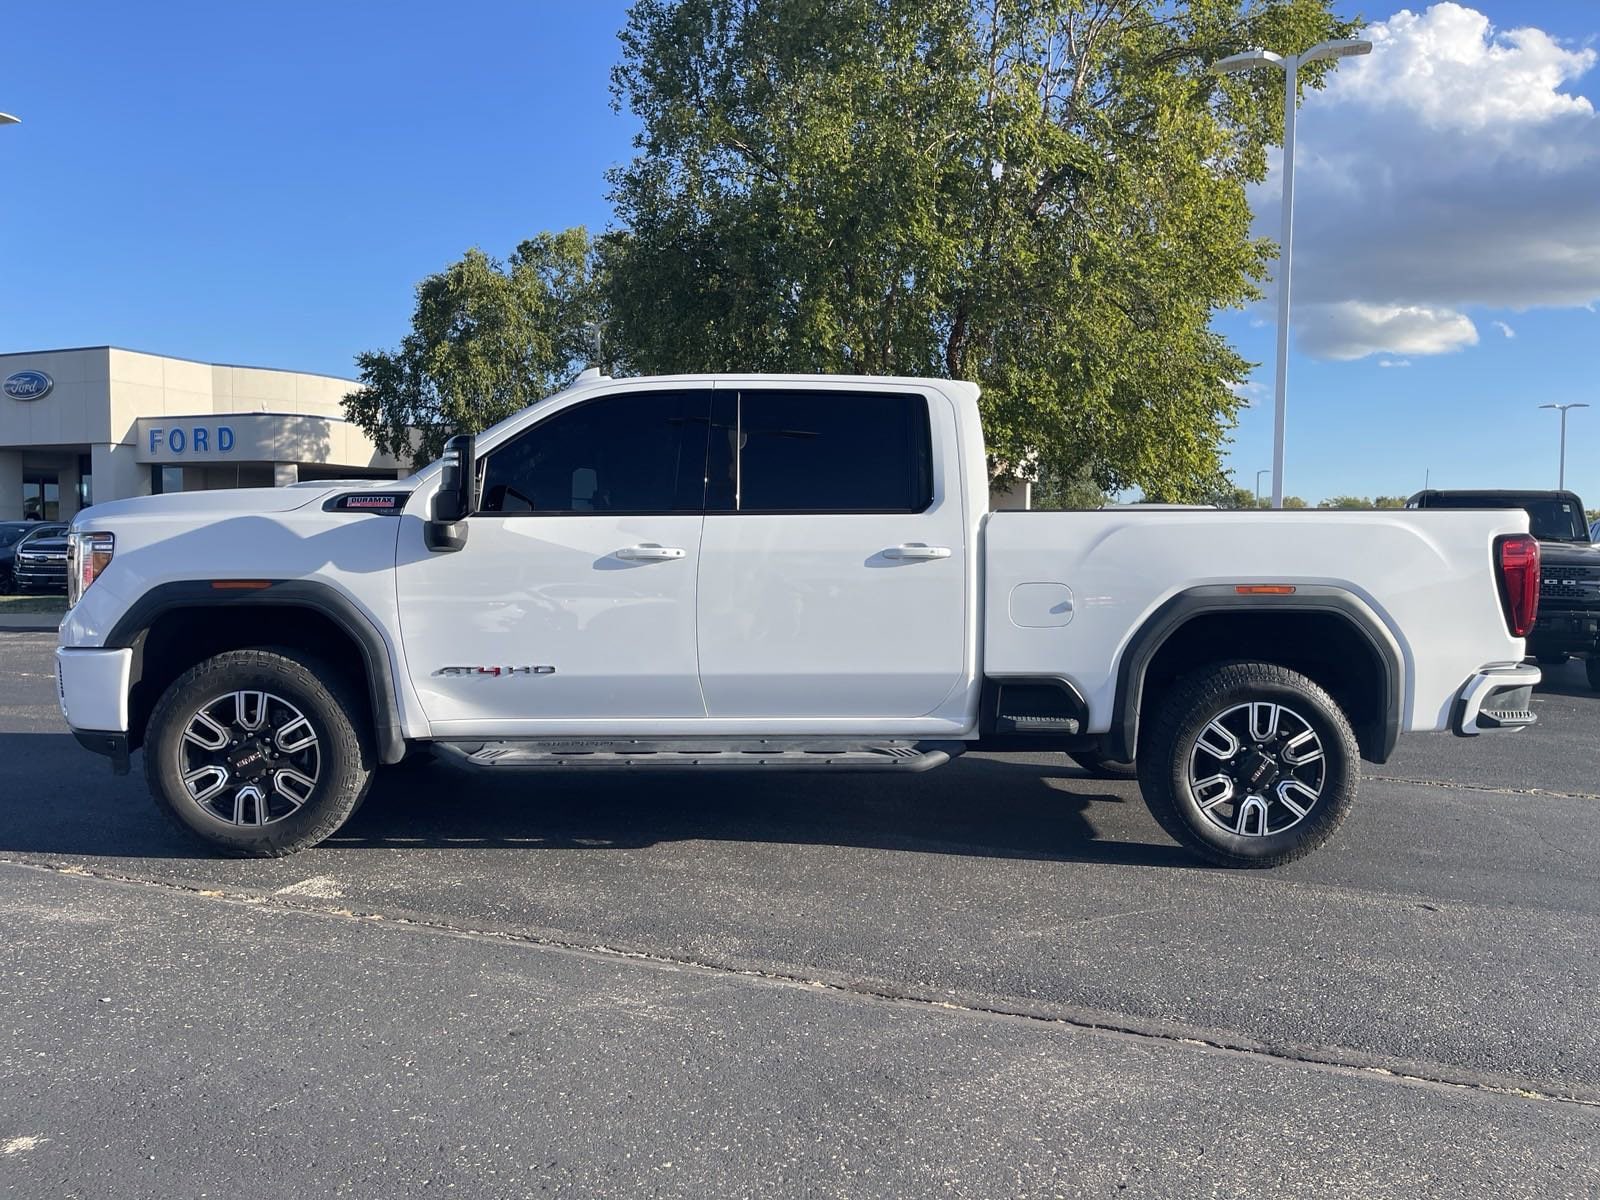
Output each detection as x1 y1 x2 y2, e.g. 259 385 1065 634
1 520 46 592
10 522 71 594
1409 490 1600 691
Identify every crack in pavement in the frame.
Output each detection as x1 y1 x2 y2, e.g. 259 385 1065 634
6 857 1597 1113
1370 775 1600 803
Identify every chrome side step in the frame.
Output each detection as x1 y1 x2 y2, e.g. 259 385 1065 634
431 737 962 772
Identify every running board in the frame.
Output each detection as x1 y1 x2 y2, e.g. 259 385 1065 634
431 737 962 772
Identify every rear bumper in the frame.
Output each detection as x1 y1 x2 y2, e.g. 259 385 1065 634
1452 662 1541 736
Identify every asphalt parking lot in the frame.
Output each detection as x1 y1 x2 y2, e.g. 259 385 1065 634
2 628 1597 1197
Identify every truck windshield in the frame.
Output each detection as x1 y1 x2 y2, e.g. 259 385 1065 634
1422 495 1589 542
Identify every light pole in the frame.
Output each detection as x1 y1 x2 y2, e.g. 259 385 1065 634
1255 469 1270 505
1539 403 1589 490
1214 38 1372 510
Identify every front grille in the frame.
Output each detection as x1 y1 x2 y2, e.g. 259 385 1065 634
1542 565 1600 603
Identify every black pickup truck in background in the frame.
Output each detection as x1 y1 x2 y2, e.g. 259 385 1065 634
1409 489 1600 692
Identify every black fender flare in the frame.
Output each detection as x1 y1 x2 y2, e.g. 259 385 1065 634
1107 585 1405 764
104 579 407 765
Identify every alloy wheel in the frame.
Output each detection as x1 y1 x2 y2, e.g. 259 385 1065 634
1186 701 1326 837
177 690 322 826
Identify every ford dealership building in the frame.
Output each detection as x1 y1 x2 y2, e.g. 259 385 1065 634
0 346 405 521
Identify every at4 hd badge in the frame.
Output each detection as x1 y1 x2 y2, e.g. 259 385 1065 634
435 665 556 677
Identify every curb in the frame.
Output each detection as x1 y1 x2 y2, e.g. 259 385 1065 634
0 615 64 631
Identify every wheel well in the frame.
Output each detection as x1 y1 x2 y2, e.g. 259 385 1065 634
127 605 371 751
1131 611 1396 762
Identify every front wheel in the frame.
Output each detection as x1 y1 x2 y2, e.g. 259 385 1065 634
1137 661 1359 868
144 648 374 856
1588 656 1600 693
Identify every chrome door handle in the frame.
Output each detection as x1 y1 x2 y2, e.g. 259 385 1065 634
614 544 687 561
882 544 952 560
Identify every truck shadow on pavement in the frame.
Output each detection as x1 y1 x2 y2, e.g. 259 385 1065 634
0 732 1192 868
328 754 1194 867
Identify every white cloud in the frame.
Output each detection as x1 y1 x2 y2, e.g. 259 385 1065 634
1296 301 1478 361
1492 319 1516 338
1254 4 1600 359
1379 358 1413 368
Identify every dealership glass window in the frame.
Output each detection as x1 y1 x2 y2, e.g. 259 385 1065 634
150 466 185 495
478 390 713 514
21 473 59 521
77 453 93 510
730 390 933 513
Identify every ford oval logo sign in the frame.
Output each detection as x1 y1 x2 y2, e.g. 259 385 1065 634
3 370 53 401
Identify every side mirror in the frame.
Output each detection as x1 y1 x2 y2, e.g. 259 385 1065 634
425 433 475 552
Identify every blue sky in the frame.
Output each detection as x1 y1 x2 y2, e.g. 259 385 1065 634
2 1 1597 507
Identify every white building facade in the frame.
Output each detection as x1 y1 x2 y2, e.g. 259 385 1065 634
0 346 405 521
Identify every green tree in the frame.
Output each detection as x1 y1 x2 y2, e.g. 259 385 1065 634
1209 484 1266 510
1587 507 1599 527
343 229 602 467
1317 495 1372 510
604 0 1355 498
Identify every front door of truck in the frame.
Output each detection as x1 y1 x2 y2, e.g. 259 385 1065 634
694 385 970 720
395 387 714 731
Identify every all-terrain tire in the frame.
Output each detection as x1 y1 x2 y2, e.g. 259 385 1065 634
144 648 374 856
1137 661 1360 869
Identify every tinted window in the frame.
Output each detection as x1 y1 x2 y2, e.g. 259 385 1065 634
735 390 932 512
1415 494 1588 541
479 390 712 514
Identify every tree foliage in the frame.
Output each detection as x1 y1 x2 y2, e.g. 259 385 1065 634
603 0 1356 498
343 230 601 467
1317 495 1408 510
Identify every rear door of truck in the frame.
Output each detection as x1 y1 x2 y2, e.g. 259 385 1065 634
694 381 970 721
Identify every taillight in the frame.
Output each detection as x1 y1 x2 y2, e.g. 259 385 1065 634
66 530 115 608
1495 533 1540 638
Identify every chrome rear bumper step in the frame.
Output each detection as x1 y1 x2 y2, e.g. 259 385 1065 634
432 738 962 772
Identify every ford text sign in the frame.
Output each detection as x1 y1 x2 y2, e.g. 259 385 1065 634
148 425 235 454
3 370 53 401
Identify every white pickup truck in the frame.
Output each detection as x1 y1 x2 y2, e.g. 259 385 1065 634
57 372 1543 866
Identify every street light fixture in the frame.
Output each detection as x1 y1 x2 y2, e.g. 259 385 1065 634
1538 403 1590 490
0 114 19 126
1214 38 1372 510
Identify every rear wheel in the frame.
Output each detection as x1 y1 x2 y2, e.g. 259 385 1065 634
1067 750 1138 780
1137 661 1359 868
144 648 373 856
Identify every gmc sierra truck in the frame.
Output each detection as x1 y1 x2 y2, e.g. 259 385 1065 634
57 372 1542 867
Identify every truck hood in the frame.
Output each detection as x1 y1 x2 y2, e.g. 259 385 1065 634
1538 539 1600 568
78 485 344 525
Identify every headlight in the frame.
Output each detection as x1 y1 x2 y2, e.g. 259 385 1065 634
67 531 114 607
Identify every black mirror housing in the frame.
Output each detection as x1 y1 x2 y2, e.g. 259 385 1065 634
426 433 475 552
432 433 476 523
